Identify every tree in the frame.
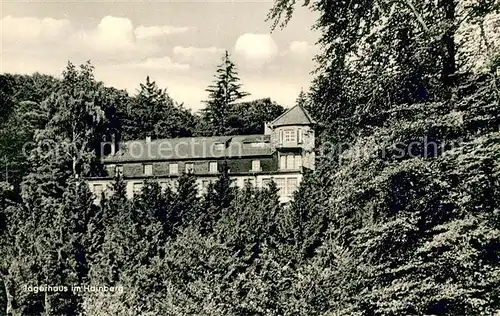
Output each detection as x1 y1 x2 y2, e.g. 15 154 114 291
224 98 285 135
200 163 237 234
169 172 200 234
120 76 196 141
266 0 500 314
200 51 250 136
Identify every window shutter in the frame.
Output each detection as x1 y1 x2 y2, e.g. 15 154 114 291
279 130 283 144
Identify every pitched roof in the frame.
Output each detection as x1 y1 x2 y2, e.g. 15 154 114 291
269 104 315 127
103 134 273 163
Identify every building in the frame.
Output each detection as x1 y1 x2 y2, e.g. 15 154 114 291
87 104 315 203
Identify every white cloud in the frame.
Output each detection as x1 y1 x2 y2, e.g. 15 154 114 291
1 15 196 68
134 25 193 39
288 41 316 55
75 16 137 54
172 46 225 67
1 15 72 43
281 40 318 58
0 14 315 112
234 33 278 68
116 56 190 71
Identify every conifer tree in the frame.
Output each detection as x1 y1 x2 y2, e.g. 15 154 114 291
201 51 249 136
295 88 308 108
121 76 195 140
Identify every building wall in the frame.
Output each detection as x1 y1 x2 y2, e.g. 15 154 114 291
87 172 302 204
270 125 315 170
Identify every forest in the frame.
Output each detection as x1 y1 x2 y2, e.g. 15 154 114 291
1 0 500 315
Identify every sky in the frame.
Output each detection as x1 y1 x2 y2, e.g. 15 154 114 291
0 1 321 112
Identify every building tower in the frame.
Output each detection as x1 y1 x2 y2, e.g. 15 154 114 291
265 103 316 172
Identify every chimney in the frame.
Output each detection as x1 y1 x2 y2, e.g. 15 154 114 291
110 134 116 155
146 136 151 143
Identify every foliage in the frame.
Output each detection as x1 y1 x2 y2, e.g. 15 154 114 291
119 76 196 141
199 51 250 136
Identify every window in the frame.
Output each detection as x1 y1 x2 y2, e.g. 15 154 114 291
143 164 153 176
115 165 123 176
133 182 143 196
169 179 179 192
298 129 304 144
284 129 296 142
262 178 271 187
295 155 302 170
202 180 211 190
280 155 286 170
251 160 261 172
93 184 103 196
275 178 286 196
244 178 256 187
286 155 295 170
169 163 178 175
160 181 169 192
209 161 218 173
185 163 194 173
287 178 298 195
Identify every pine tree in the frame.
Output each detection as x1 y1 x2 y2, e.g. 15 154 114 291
295 88 308 108
201 51 249 136
120 76 196 141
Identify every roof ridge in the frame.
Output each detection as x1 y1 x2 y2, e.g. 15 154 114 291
269 103 315 126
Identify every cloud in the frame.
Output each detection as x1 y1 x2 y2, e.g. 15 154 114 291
288 41 316 55
234 33 278 68
116 56 190 71
172 46 225 67
0 14 315 112
1 15 195 63
75 16 137 54
281 40 318 58
0 15 72 44
134 25 194 40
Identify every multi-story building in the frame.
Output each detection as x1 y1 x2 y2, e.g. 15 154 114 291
87 104 315 203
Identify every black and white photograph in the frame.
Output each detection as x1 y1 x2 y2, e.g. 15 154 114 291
0 0 499 315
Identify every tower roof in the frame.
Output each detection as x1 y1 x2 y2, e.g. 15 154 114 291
269 104 315 127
